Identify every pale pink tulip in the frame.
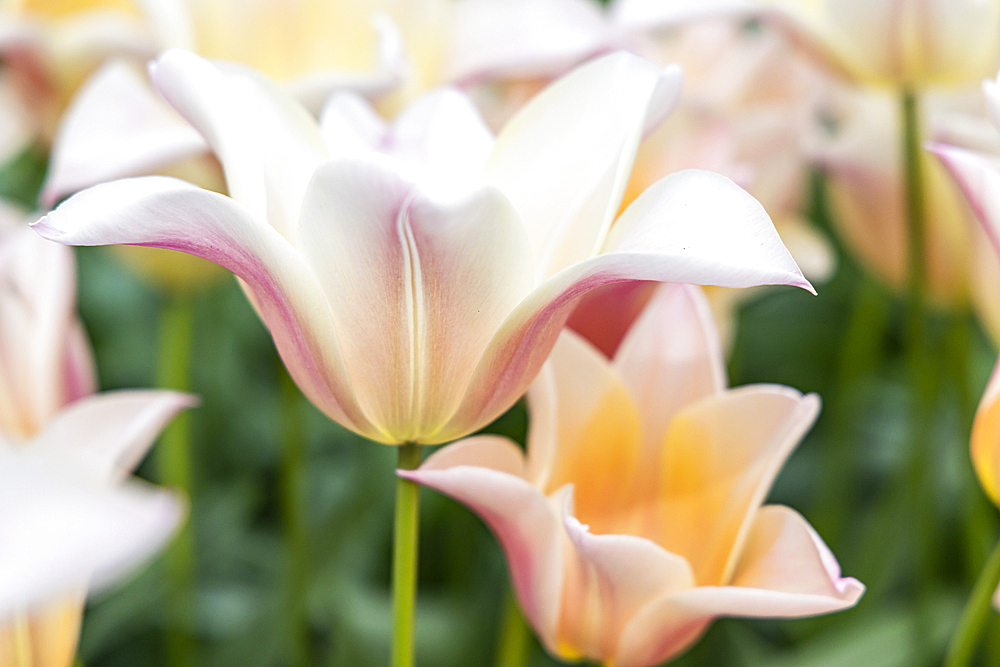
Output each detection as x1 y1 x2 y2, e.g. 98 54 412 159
0 207 96 438
0 390 194 667
403 284 863 666
35 49 811 445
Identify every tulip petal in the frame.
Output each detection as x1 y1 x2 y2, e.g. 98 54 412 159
0 449 185 619
565 281 658 358
438 169 811 442
32 176 377 440
296 157 533 443
149 49 327 241
611 0 757 31
448 0 613 83
929 142 1000 260
385 87 495 197
486 51 682 280
0 226 82 437
613 283 726 465
30 390 196 483
971 357 1000 504
419 435 526 477
400 462 565 644
42 59 207 207
558 508 695 661
614 505 862 667
655 386 820 586
286 14 407 114
319 91 388 158
529 331 644 534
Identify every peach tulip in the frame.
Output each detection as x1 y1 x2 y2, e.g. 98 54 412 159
403 284 863 666
34 49 811 445
0 390 193 667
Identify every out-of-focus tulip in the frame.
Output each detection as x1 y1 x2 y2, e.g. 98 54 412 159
35 49 811 445
0 390 194 667
814 86 986 306
0 205 95 437
931 73 1000 607
721 0 1000 89
403 284 863 666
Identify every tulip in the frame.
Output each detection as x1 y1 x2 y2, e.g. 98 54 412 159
813 86 990 306
0 389 194 667
35 48 811 445
403 283 863 666
713 0 1000 89
931 72 1000 618
0 207 96 438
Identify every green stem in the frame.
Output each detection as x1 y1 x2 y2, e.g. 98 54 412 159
392 443 423 667
902 87 928 384
495 589 531 667
944 538 1000 667
901 85 935 667
156 291 196 667
279 364 310 666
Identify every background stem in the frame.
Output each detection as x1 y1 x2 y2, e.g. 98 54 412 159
279 364 310 666
156 290 197 667
944 538 1000 667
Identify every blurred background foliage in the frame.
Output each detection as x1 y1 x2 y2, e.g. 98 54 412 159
4 87 1000 667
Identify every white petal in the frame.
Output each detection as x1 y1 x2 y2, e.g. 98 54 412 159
149 49 327 241
42 59 207 207
486 51 682 281
0 449 185 620
33 176 377 440
296 157 534 443
29 390 196 483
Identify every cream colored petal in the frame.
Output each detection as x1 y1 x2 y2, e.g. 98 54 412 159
436 169 812 445
655 386 820 586
296 157 534 443
33 175 377 440
149 49 327 242
613 505 862 667
42 58 207 206
613 284 726 466
486 51 682 281
401 463 565 645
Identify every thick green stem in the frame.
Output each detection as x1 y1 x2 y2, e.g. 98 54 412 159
392 443 422 667
279 365 310 666
156 291 196 667
495 589 531 667
944 538 1000 667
